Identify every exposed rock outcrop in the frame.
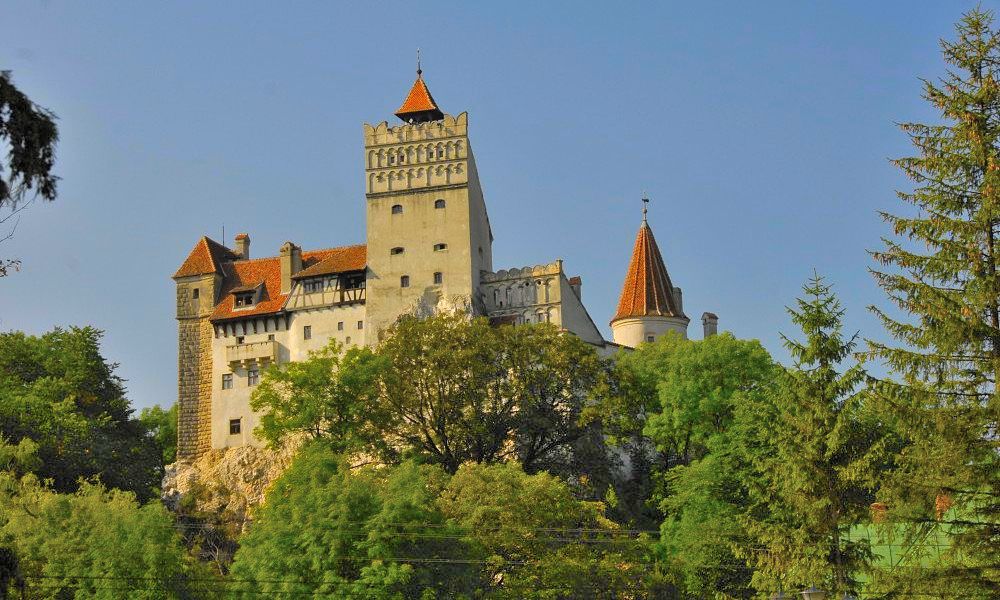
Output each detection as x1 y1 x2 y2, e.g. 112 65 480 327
162 437 303 522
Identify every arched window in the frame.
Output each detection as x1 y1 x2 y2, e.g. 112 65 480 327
391 204 403 214
390 247 404 255
434 199 446 209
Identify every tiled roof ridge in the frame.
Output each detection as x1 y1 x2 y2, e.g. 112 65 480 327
216 242 366 265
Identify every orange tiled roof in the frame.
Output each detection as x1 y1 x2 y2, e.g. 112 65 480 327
206 244 366 322
293 244 366 279
173 237 239 279
395 73 442 120
611 221 684 324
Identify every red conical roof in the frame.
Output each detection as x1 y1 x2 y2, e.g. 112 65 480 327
611 220 684 323
395 71 444 122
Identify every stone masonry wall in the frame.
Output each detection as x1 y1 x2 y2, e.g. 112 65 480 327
177 278 215 460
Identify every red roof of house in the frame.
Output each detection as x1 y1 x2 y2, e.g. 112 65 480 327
208 245 366 322
611 221 684 324
171 239 367 322
395 73 443 121
173 237 239 278
293 244 366 279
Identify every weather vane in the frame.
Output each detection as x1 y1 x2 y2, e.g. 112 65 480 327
641 192 649 221
417 48 422 76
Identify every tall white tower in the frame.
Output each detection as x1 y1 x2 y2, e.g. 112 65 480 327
363 67 494 338
610 200 689 346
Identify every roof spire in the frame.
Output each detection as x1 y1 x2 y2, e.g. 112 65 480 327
610 214 685 324
395 56 443 123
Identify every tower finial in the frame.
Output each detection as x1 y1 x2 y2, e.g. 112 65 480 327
416 48 422 76
641 192 649 222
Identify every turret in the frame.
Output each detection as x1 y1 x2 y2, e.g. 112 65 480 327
610 198 689 347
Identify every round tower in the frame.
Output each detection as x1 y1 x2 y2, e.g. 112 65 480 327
610 199 689 346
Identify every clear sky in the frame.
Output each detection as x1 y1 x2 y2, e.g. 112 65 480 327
1 1 989 409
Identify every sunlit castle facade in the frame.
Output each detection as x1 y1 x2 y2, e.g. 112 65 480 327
172 68 717 459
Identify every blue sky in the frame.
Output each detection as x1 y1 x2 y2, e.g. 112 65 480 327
1 1 988 409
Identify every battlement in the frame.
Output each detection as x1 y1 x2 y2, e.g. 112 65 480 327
363 112 468 146
364 112 473 196
481 260 563 283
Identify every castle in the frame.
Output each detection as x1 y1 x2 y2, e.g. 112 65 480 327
172 68 716 460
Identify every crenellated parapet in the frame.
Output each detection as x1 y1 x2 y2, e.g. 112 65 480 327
480 260 565 322
364 113 472 196
363 112 468 146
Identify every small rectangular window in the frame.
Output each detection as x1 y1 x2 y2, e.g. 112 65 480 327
433 243 447 251
267 334 275 341
357 320 364 330
229 418 241 435
400 275 410 288
434 199 446 209
303 325 312 340
236 336 245 345
390 247 404 255
337 321 344 331
433 272 443 285
248 367 260 386
222 373 233 390
646 335 655 343
192 288 200 299
391 204 403 214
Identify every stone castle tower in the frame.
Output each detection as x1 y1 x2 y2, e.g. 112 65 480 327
172 238 237 459
363 68 494 337
610 204 690 346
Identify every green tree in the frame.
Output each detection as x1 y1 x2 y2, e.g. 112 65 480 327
373 314 611 479
0 470 213 599
867 7 1000 595
0 327 162 500
741 275 879 597
0 71 59 276
139 403 177 465
230 442 473 599
638 333 776 598
249 340 385 452
438 461 647 599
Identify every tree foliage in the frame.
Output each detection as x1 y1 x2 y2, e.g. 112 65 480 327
231 443 646 599
741 275 881 596
0 71 58 276
867 7 1000 595
0 461 212 599
637 333 776 598
139 403 178 466
230 442 474 599
249 341 384 452
0 326 162 500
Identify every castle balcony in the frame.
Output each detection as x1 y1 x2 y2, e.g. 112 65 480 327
226 339 277 369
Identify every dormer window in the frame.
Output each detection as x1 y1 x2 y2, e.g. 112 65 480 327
303 279 323 293
391 204 403 214
234 292 255 307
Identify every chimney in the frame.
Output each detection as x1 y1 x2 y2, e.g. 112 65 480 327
279 241 302 294
702 312 719 338
234 233 250 260
568 276 582 300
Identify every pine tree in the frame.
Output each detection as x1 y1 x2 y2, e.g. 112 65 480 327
741 275 875 596
868 7 1000 595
